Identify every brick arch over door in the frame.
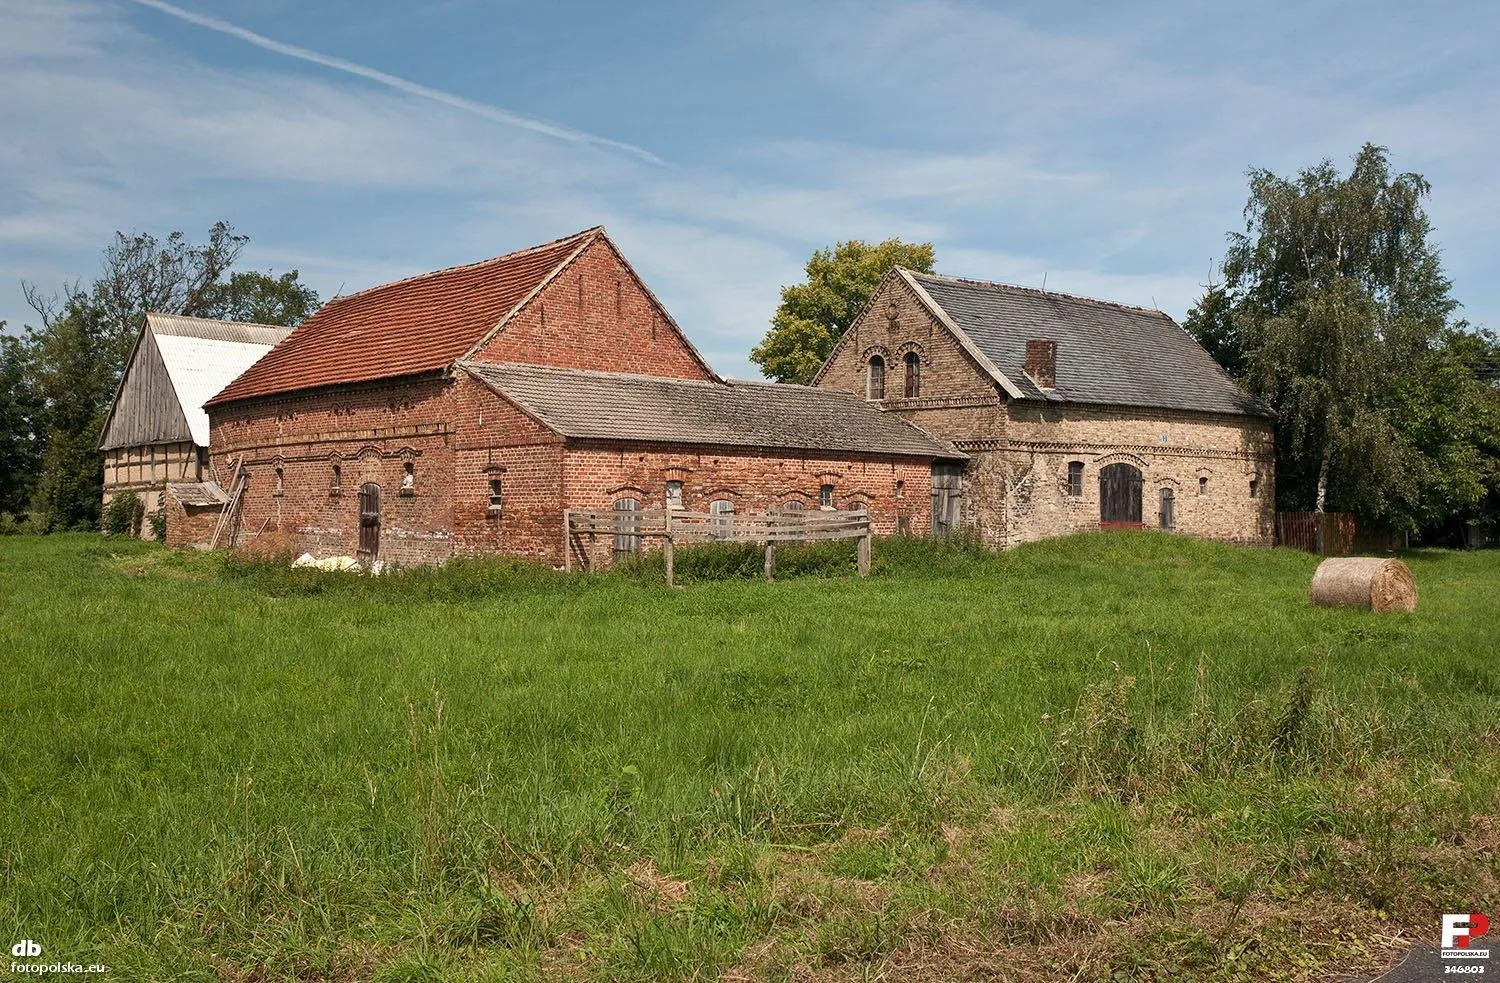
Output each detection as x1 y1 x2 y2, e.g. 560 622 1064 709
1098 462 1143 529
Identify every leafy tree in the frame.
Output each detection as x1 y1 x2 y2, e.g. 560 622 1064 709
1187 144 1490 533
751 238 934 384
0 329 41 517
202 269 321 325
15 223 319 531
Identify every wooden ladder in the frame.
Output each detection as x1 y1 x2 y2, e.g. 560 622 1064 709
209 459 248 550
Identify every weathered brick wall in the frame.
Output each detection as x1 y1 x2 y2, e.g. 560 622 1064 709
448 373 566 561
206 376 457 565
980 403 1275 547
470 237 712 380
814 270 1275 547
817 273 998 408
163 496 220 550
560 442 934 569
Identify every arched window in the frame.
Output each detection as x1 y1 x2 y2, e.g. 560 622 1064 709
903 352 921 397
1198 476 1209 497
612 498 641 559
867 355 885 400
783 499 805 513
1066 461 1084 497
273 466 284 498
400 461 416 496
1249 477 1259 499
330 463 342 498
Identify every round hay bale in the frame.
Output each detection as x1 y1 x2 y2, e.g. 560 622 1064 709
1309 557 1417 612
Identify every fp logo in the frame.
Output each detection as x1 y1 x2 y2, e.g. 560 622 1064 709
1442 913 1491 959
10 939 41 957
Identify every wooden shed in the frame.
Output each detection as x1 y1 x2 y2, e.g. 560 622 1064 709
99 313 291 538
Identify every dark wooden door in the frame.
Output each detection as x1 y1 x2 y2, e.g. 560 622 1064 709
1099 463 1143 529
357 483 381 561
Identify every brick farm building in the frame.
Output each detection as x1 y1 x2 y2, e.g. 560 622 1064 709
156 227 1274 564
177 228 962 565
813 267 1275 547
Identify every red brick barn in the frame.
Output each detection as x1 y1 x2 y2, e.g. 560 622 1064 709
189 228 962 566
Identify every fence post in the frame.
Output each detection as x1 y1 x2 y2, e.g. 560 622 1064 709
764 539 775 582
663 509 675 588
562 509 572 572
856 519 871 578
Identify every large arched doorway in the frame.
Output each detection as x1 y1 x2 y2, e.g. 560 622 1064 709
1098 463 1143 530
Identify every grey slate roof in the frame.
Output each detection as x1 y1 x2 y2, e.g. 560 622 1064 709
908 272 1263 417
461 361 965 460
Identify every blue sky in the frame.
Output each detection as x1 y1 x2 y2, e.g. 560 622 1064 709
2 0 1495 378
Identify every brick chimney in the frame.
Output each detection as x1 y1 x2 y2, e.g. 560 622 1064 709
1025 339 1057 389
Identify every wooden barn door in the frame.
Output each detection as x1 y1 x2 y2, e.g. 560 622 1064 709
1098 464 1143 530
931 464 964 539
357 483 381 562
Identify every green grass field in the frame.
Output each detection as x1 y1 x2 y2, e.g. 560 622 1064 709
1 533 1496 981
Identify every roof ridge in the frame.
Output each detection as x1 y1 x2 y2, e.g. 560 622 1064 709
321 226 603 308
459 360 726 388
907 269 1169 318
146 312 294 333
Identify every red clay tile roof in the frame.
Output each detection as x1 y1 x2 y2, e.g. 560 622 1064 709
207 228 600 406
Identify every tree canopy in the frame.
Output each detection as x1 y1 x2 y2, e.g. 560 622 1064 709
1187 144 1498 536
3 223 319 531
751 238 934 384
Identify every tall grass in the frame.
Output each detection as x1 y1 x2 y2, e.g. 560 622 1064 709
0 533 1496 980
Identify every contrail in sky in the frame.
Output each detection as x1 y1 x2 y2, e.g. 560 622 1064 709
125 0 664 165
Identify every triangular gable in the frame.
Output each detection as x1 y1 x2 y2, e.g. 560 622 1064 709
811 267 1025 399
460 230 719 381
98 324 192 450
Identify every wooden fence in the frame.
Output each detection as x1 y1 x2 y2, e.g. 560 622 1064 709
1275 511 1356 555
564 507 872 586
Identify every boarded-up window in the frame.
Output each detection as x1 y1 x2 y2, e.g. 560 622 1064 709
1067 461 1084 497
904 352 921 397
1159 487 1175 531
709 499 735 539
612 497 641 559
665 480 684 509
867 355 885 400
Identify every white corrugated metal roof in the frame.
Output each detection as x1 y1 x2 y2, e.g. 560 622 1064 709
152 323 287 446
